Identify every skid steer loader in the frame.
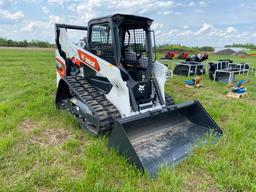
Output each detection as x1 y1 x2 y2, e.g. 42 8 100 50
55 14 222 176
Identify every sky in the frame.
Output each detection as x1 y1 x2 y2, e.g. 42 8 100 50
0 0 256 46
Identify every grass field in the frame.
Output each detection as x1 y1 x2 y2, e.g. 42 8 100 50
245 50 256 55
0 48 256 192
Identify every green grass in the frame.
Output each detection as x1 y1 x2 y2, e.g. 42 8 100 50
245 50 256 55
0 49 256 191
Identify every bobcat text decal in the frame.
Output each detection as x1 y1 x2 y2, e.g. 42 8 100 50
78 50 100 72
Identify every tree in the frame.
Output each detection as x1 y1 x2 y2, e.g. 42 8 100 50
0 37 55 48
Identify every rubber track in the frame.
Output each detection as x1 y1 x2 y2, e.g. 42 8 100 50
64 76 121 134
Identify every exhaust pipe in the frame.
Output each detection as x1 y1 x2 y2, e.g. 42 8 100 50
108 100 222 176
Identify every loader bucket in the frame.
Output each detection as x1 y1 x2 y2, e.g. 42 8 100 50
109 100 222 176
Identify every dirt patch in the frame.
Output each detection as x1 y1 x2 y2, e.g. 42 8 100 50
68 166 85 178
31 128 69 146
246 98 256 105
183 168 217 192
18 119 37 133
220 115 228 124
37 187 48 192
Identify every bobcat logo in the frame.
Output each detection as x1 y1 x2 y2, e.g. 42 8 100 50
138 84 145 93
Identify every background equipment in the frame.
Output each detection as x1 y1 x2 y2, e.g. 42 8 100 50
54 14 222 176
209 60 250 84
176 52 188 60
232 80 246 94
185 75 203 88
186 53 208 62
226 80 247 98
162 51 175 60
173 53 207 76
173 61 206 76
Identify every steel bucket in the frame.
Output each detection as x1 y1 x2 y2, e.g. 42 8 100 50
108 100 222 176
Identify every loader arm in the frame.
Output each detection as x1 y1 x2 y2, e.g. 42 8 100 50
55 25 131 117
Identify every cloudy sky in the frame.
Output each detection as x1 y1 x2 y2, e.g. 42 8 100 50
0 0 255 46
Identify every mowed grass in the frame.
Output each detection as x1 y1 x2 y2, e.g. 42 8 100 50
0 48 256 192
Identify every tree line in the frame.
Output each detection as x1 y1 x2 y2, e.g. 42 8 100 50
225 43 256 49
156 44 214 53
0 38 55 48
2 37 254 51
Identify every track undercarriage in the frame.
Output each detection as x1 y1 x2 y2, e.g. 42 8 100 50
56 76 121 135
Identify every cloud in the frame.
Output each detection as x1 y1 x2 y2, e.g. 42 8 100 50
20 21 49 32
239 3 250 9
169 24 238 38
151 22 163 30
177 30 193 36
194 23 215 36
168 29 179 35
67 3 77 11
20 22 36 32
163 10 174 15
156 24 248 46
19 19 57 42
194 9 205 13
47 0 65 5
225 26 236 33
0 0 16 9
20 15 62 33
151 22 163 35
0 10 24 21
188 1 195 6
198 1 207 7
67 0 178 23
168 28 193 37
49 15 62 25
1 0 256 46
42 6 49 14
